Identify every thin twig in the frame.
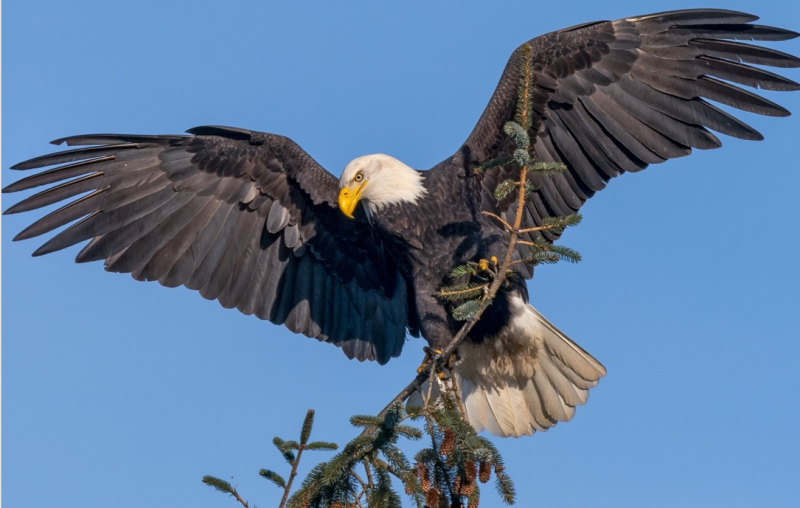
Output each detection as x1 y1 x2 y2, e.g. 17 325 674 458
363 459 375 493
481 211 514 231
278 444 306 508
517 223 567 234
351 468 370 499
445 364 468 422
437 284 489 299
231 489 250 508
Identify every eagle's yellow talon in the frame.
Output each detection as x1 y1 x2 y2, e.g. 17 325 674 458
478 259 489 271
417 348 444 373
490 256 498 266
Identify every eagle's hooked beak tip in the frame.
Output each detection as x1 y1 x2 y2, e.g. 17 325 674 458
338 181 367 219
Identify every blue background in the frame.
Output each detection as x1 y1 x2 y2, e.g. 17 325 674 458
3 1 800 506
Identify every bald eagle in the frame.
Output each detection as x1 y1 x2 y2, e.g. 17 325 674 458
4 9 798 437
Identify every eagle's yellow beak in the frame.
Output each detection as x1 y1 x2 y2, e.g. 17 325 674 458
338 180 367 219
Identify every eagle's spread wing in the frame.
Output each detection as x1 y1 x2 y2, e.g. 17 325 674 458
3 126 408 364
461 9 799 275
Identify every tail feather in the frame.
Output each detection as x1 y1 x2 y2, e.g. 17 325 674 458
531 306 607 383
538 352 587 407
463 299 604 437
408 296 606 438
407 297 605 438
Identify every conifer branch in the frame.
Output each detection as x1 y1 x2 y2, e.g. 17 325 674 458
494 179 518 201
515 43 534 131
278 410 314 508
259 469 287 489
306 441 338 451
517 213 582 234
448 263 477 279
436 282 488 302
529 161 568 174
474 155 514 174
202 476 251 508
273 437 296 464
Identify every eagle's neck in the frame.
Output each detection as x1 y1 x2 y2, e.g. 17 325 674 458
360 155 426 217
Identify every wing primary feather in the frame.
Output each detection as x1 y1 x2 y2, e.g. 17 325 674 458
127 196 215 279
186 205 245 291
270 243 299 326
284 254 314 334
154 199 225 286
14 189 108 242
133 196 219 281
218 213 265 309
10 144 142 170
202 209 260 303
238 226 276 315
4 173 103 214
2 156 114 193
95 192 197 269
42 183 179 258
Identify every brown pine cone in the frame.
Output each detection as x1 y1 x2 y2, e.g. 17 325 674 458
439 428 455 455
479 461 492 483
418 463 431 492
465 460 478 482
425 487 441 507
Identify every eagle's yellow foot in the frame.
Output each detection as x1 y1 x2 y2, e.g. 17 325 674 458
417 347 443 373
477 256 499 274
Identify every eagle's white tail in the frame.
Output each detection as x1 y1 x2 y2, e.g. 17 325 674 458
410 295 606 437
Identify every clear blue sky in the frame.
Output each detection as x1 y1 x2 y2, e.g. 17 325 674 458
3 1 800 507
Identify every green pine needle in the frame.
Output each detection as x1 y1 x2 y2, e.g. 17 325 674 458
524 243 582 265
259 469 287 489
300 409 315 445
437 283 486 302
280 440 300 451
503 121 530 150
453 299 482 321
306 441 339 451
513 148 530 166
494 179 517 202
541 213 581 230
273 437 296 464
475 155 514 173
494 468 517 505
394 424 423 440
201 475 235 495
526 250 561 264
530 161 567 174
448 263 476 279
350 415 382 428
548 244 582 263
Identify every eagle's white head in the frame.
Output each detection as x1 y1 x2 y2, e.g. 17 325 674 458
338 154 426 219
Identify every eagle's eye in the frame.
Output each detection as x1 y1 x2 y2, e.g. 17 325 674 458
354 172 364 183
